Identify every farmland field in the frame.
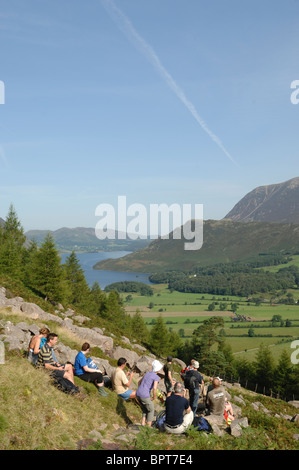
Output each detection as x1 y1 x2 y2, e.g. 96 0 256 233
123 284 299 361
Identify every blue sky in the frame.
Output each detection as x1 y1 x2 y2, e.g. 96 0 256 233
0 0 298 232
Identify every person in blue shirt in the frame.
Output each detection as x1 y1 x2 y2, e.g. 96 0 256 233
74 342 108 396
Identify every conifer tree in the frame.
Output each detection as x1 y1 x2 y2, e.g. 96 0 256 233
131 309 149 343
273 349 294 397
23 238 39 288
31 233 65 302
0 204 26 278
149 315 170 356
62 251 90 307
254 343 275 391
89 281 107 317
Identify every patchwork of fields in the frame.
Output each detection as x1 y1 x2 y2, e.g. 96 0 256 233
124 283 299 362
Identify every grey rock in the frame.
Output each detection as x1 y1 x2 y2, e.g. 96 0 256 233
108 346 139 368
233 395 246 407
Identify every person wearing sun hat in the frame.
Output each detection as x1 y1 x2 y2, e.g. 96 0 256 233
136 360 163 427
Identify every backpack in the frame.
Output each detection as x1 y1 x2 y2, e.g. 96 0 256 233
193 416 212 433
153 410 166 429
184 372 197 391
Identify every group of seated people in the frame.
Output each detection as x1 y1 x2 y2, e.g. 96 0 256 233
28 330 108 396
28 330 233 433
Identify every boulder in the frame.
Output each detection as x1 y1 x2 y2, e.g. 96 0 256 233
20 302 45 318
231 403 242 419
288 401 299 409
135 355 152 374
233 395 246 407
54 343 77 365
91 357 115 377
61 322 114 353
230 418 249 437
173 358 186 369
204 415 227 436
251 402 271 415
108 346 140 368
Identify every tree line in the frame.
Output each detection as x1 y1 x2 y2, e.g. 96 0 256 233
149 257 299 297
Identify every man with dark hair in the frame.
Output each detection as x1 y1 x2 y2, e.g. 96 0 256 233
74 342 108 396
164 382 194 434
111 357 136 400
37 333 75 384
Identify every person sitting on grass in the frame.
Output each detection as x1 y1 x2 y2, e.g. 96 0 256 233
37 333 75 385
111 357 136 400
164 382 194 435
206 377 226 417
28 327 50 365
74 342 108 397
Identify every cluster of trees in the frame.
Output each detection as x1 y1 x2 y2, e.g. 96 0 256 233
105 281 153 296
149 258 299 297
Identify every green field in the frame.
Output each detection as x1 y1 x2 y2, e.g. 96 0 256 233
263 254 299 272
123 284 299 362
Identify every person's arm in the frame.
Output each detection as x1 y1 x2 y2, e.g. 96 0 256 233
151 381 158 400
126 371 134 387
82 365 102 373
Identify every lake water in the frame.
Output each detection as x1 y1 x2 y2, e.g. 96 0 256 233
60 251 152 289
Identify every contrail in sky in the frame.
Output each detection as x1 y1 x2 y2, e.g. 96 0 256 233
101 0 237 165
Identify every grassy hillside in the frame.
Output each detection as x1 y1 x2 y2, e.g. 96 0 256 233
1 350 298 450
94 220 299 273
1 286 299 450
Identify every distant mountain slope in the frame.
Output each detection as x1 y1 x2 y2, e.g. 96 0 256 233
25 227 151 252
224 177 299 223
94 219 299 273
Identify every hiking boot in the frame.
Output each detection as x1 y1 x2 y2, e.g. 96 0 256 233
98 387 108 397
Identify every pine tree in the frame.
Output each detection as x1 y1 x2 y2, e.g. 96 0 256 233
62 251 90 307
254 343 275 391
0 204 26 278
149 315 170 356
89 281 107 317
31 233 65 302
23 239 39 288
273 349 294 397
131 309 149 343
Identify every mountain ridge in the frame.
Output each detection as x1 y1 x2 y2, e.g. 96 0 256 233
224 176 299 223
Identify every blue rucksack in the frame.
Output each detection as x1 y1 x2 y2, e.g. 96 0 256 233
193 416 212 433
153 410 166 429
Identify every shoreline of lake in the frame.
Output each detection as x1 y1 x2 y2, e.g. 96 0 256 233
60 251 152 289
